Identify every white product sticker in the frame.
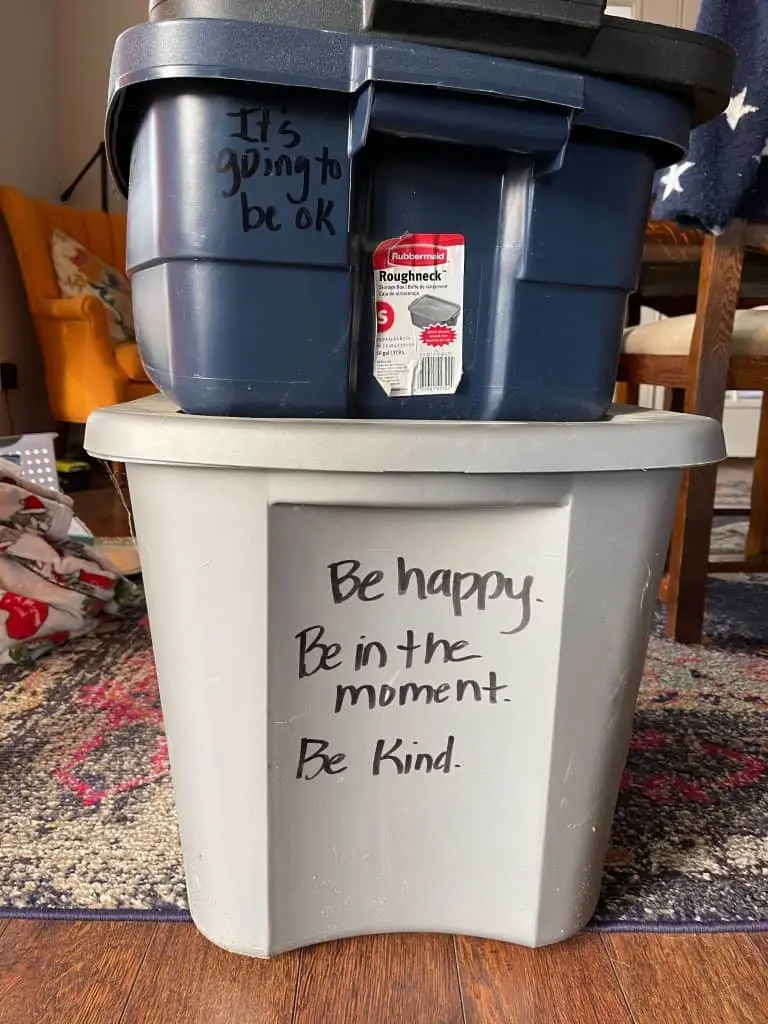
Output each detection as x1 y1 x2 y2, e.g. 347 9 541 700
372 233 464 397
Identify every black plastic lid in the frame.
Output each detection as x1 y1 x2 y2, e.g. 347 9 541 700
375 0 608 32
146 0 734 127
369 1 735 126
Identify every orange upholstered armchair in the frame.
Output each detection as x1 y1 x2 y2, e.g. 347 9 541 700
0 186 155 425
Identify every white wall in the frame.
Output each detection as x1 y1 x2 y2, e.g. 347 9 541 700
53 0 146 210
0 0 57 199
640 0 701 29
609 0 701 28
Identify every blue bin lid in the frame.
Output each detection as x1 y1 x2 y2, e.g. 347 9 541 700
106 18 693 196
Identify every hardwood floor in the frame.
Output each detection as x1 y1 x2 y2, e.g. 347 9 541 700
0 470 757 1021
605 934 768 1024
457 934 634 1023
0 922 767 1023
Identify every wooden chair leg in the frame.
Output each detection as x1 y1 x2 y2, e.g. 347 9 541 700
665 463 720 643
663 223 746 643
746 394 768 559
614 382 640 405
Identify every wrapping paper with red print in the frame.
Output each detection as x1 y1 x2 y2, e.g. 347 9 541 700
0 462 131 664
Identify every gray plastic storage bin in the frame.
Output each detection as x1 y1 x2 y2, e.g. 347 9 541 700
86 396 724 957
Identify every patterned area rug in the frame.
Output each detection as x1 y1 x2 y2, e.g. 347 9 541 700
0 509 766 931
596 578 768 931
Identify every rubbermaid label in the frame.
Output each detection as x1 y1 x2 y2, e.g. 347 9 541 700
372 234 465 398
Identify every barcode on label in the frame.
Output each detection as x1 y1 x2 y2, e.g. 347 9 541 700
417 356 456 394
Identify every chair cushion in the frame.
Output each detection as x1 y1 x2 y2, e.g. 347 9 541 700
51 228 133 342
623 308 768 357
113 342 149 383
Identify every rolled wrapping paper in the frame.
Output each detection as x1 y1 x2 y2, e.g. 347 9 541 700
0 462 138 664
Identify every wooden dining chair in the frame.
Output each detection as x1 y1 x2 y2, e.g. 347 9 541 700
617 220 768 644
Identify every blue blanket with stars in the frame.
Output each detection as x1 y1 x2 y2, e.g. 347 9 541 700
652 0 768 232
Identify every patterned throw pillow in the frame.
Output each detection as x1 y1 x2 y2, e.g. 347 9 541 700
51 228 134 343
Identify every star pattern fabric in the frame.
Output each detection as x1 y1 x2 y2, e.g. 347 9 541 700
652 0 768 232
724 87 759 131
658 161 696 202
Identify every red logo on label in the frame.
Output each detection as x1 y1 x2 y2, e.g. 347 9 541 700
373 233 464 271
388 245 448 267
421 326 456 347
376 302 395 333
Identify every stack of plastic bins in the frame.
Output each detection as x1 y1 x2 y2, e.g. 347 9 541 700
90 1 733 959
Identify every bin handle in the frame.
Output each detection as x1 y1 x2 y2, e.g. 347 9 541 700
352 85 576 177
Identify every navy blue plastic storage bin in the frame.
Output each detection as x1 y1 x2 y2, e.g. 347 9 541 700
108 19 697 420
